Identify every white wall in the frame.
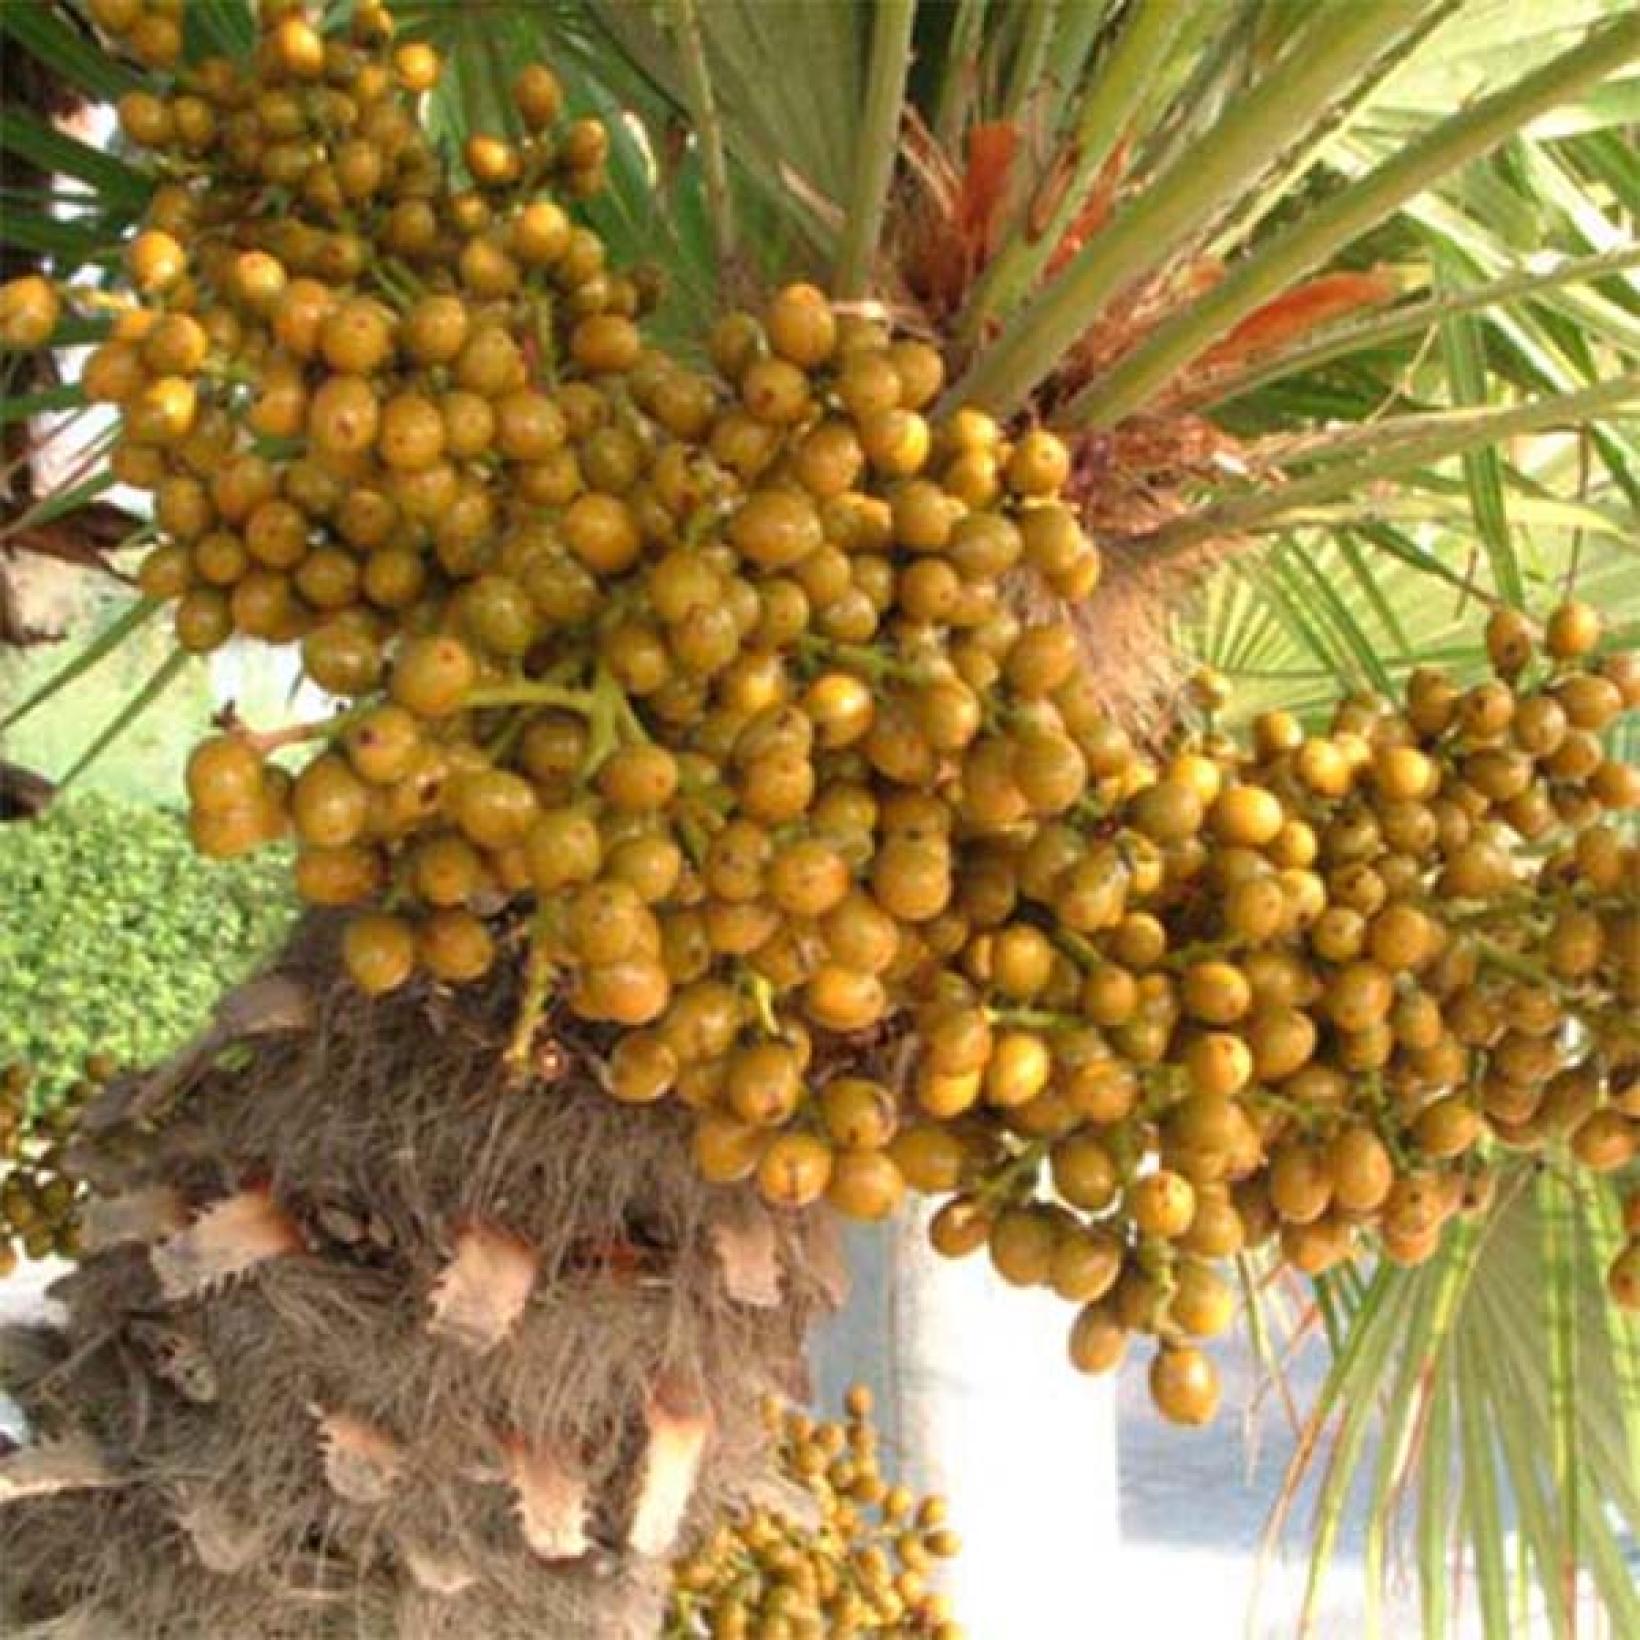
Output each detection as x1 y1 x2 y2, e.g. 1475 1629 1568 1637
815 1208 1120 1639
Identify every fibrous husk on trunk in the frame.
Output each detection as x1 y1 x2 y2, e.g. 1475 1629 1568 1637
1064 413 1250 736
1 916 841 1638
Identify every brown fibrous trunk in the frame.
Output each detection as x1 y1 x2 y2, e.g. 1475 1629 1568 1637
1 918 841 1638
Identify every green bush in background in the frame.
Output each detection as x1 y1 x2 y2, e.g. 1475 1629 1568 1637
0 794 295 1104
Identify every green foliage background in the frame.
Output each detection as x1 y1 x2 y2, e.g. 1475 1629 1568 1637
0 794 294 1105
0 572 312 803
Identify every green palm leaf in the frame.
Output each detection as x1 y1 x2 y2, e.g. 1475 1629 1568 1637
0 4 139 102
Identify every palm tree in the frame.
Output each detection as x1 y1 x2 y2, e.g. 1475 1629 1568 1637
1 1 1637 1634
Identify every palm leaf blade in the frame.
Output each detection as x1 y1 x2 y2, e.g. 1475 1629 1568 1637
1069 11 1640 426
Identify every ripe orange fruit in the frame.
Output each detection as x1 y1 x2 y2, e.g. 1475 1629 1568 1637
1149 1346 1221 1425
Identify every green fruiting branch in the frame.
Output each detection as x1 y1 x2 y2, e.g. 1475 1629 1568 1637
834 0 916 299
958 0 1189 343
1191 243 1640 411
666 0 735 273
1134 370 1640 559
463 682 598 714
1066 12 1640 428
506 911 560 1068
1000 0 1058 122
947 0 1441 414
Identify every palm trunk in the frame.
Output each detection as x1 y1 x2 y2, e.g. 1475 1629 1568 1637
1 917 841 1638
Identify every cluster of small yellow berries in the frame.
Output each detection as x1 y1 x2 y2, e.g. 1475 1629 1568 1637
0 1 1635 1423
86 0 187 73
667 1386 961 1639
0 1062 103 1274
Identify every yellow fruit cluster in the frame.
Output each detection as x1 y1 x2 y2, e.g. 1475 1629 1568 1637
86 0 187 72
668 1386 961 1639
2 0 1636 1422
0 1062 97 1272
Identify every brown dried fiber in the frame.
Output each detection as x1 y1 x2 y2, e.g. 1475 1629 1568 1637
1 916 839 1639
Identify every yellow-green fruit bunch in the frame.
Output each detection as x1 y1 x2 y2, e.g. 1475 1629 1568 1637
86 0 187 71
909 605 1637 1423
667 1385 961 1640
0 1061 105 1274
2 0 1636 1428
42 16 1102 1137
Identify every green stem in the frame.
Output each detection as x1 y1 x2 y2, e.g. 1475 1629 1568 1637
834 0 916 299
946 0 1438 415
1129 371 1640 561
463 683 596 714
1066 792 1111 829
958 0 1187 343
383 256 427 298
1472 938 1556 987
0 594 159 734
584 666 638 776
532 292 559 386
674 809 711 870
984 1005 1081 1031
1253 1088 1331 1132
1535 1168 1581 1601
975 1139 1049 1207
684 500 726 547
1203 0 1463 267
504 915 558 1070
1158 937 1237 971
1048 927 1102 971
1065 12 1640 428
1192 244 1640 412
1001 0 1058 122
0 427 119 543
666 0 735 274
200 359 260 388
797 633 925 683
365 253 424 310
932 0 990 149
